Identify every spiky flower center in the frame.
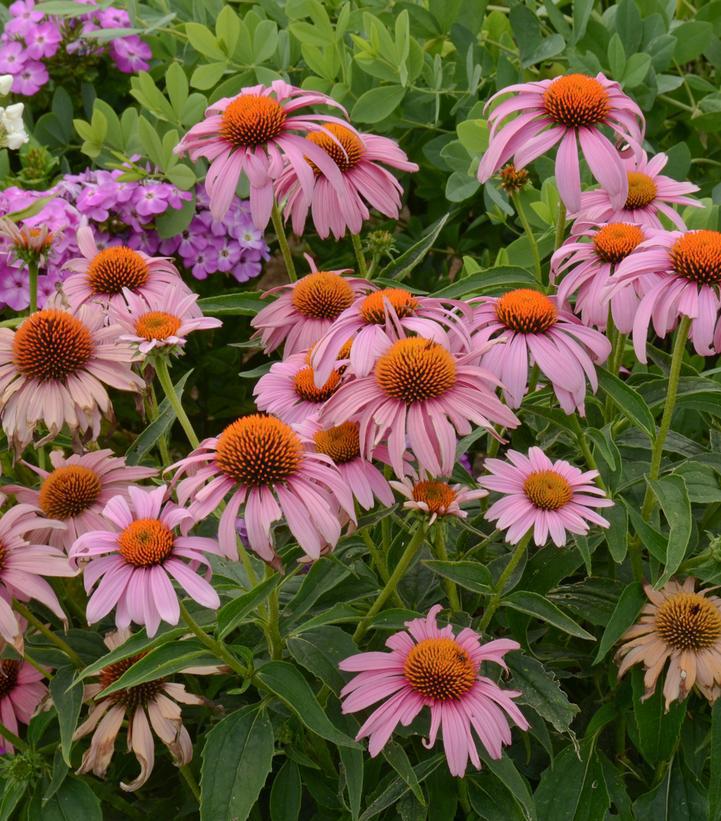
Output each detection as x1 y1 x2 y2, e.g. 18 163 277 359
307 123 365 172
38 465 102 520
375 338 457 403
293 366 341 403
0 660 20 699
496 289 557 333
655 592 721 650
215 414 303 487
313 421 360 464
625 172 657 209
291 272 355 319
360 288 419 325
593 223 645 264
99 654 165 709
670 230 721 285
523 469 573 511
499 163 529 193
403 637 477 701
411 480 457 514
543 74 610 128
220 94 286 148
135 311 182 341
87 247 149 295
118 519 175 567
13 309 94 382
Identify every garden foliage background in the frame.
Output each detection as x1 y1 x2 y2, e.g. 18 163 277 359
2 0 721 818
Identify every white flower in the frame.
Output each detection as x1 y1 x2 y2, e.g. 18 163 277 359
0 75 12 96
0 102 28 150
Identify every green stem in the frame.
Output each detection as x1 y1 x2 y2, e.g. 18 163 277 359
351 233 368 277
147 383 171 464
179 601 249 678
13 601 83 668
23 651 53 679
180 764 201 802
265 567 283 660
360 529 404 608
569 414 604 488
640 315 691 520
511 192 542 284
28 260 39 314
0 721 28 753
154 357 200 449
271 203 296 282
434 524 461 613
353 525 427 642
477 532 531 633
554 201 567 250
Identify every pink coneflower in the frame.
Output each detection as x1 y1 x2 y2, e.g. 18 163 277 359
174 79 352 225
551 222 646 331
0 634 47 754
477 73 645 211
274 123 419 239
616 578 721 709
310 288 472 387
479 447 612 546
112 287 222 356
575 150 700 229
68 486 221 637
2 449 157 552
0 305 144 452
339 605 528 777
0 218 54 264
251 258 374 357
321 336 519 478
62 223 189 311
74 628 219 791
296 418 394 511
169 414 356 562
0 502 75 650
253 350 347 424
390 475 487 524
470 289 611 415
608 229 721 361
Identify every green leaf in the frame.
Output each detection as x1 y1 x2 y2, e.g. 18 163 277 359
435 265 535 299
623 54 651 88
422 560 492 594
710 700 721 821
0 781 27 821
49 667 83 767
648 474 692 586
351 86 406 123
502 591 596 640
382 741 426 807
673 21 714 64
377 214 449 281
287 626 358 694
191 62 228 90
155 195 196 239
597 368 656 439
200 706 274 821
507 653 579 733
186 22 228 60
77 626 188 680
604 503 627 563
197 291 265 316
593 582 645 664
40 777 102 821
359 756 444 821
572 0 594 43
631 668 687 767
634 756 707 820
478 750 536 821
256 661 360 748
270 760 302 821
218 574 279 638
607 33 626 78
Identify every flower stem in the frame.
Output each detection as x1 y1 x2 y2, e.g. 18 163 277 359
476 532 531 633
179 600 249 678
13 600 83 668
351 233 368 277
569 413 605 489
23 651 53 679
640 315 691 520
154 357 200 450
271 203 296 283
353 525 427 642
180 764 201 802
0 721 28 753
554 201 567 250
511 192 542 284
265 567 283 660
28 259 39 313
147 383 171 464
434 524 461 613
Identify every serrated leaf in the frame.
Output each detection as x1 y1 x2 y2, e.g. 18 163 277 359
507 654 579 733
197 291 265 316
502 591 596 640
648 474 692 586
598 368 656 438
218 574 279 638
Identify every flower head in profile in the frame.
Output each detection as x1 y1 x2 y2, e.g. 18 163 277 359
575 150 700 229
275 124 419 239
2 449 157 552
390 474 487 524
112 287 221 356
616 578 721 710
310 288 472 387
174 79 352 226
339 605 528 777
321 336 519 478
0 633 47 754
62 223 189 311
0 218 54 265
74 628 219 791
609 229 721 361
69 486 221 637
251 257 374 357
551 222 646 332
0 502 74 650
477 72 645 211
0 305 144 453
479 447 612 546
169 414 356 563
470 289 611 415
